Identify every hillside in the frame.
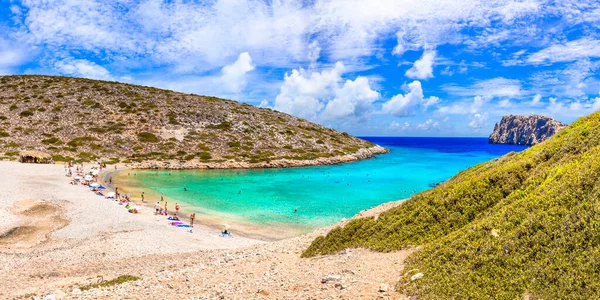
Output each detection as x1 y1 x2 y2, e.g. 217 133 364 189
489 114 567 145
303 112 600 298
0 75 386 168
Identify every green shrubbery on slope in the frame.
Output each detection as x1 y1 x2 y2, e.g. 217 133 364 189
303 112 600 299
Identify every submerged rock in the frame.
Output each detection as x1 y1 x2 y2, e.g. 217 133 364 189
489 115 567 145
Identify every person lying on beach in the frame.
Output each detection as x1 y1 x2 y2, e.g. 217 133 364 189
221 230 231 237
168 214 179 221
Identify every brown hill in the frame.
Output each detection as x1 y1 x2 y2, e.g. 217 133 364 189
0 75 387 168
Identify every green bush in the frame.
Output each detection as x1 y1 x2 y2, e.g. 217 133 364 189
197 151 211 160
19 110 34 117
137 132 159 143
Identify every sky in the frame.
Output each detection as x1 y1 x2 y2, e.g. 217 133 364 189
1 0 600 137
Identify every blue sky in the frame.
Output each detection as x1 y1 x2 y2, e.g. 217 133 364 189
1 0 600 137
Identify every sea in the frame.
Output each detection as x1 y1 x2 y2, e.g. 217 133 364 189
112 137 527 239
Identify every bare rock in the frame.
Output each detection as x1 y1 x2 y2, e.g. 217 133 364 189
410 273 424 281
489 115 567 145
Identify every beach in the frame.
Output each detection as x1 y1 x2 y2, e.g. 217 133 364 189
0 161 411 299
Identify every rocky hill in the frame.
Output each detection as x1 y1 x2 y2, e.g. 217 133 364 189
0 75 387 168
304 112 600 298
488 114 567 145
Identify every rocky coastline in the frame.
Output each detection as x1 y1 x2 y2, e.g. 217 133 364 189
127 145 389 170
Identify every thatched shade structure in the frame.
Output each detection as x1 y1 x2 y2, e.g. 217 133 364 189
18 151 54 164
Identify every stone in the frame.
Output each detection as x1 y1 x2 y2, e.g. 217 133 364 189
327 275 342 281
378 283 388 292
43 293 55 300
411 273 424 281
489 115 567 145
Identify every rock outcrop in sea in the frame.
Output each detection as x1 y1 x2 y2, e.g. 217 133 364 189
488 115 567 145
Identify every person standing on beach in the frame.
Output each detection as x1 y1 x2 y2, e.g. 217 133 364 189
164 202 168 215
175 203 180 213
161 194 164 202
155 202 161 215
141 192 145 202
115 187 119 199
190 213 195 227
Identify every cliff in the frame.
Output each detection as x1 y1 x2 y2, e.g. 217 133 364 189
0 75 387 168
488 114 567 145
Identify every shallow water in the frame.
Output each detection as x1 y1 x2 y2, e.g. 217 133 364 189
113 137 527 239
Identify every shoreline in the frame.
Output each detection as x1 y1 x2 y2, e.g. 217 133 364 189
100 168 288 241
124 145 389 170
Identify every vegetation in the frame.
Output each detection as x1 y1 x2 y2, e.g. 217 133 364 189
137 132 159 143
303 112 600 299
79 275 140 291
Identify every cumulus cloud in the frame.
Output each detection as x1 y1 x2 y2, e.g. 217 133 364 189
273 62 379 121
405 50 436 79
468 113 488 129
220 52 255 93
321 77 380 121
381 81 438 117
53 58 111 80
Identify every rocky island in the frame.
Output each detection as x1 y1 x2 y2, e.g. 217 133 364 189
0 75 387 168
488 114 567 145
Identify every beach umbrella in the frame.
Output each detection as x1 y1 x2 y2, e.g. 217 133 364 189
89 183 100 188
84 175 93 181
98 185 107 190
105 192 116 198
90 170 100 175
73 176 82 180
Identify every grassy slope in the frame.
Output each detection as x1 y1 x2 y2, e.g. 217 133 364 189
303 112 600 299
0 75 376 165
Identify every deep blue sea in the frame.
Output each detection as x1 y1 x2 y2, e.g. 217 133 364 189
114 137 527 238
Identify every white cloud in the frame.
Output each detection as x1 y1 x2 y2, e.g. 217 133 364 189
321 77 380 121
0 38 29 75
259 99 270 108
526 39 600 64
443 77 522 98
53 58 111 80
436 95 489 115
531 94 542 105
405 50 436 79
390 121 410 130
416 119 439 131
382 81 438 117
220 52 255 93
273 61 379 122
468 113 488 129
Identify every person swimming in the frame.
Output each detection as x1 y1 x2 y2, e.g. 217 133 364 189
184 187 187 191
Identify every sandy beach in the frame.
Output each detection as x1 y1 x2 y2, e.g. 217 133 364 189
0 161 410 299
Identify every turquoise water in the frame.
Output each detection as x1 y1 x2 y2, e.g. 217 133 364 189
116 137 527 236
